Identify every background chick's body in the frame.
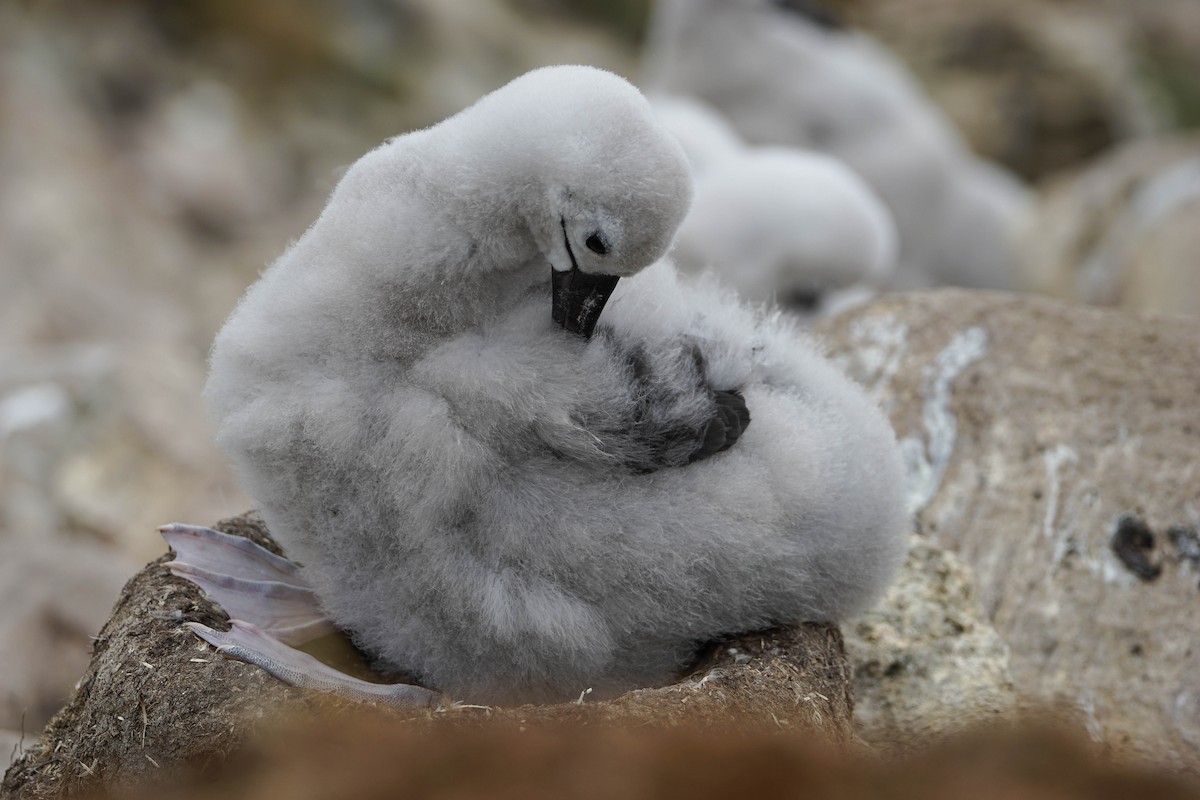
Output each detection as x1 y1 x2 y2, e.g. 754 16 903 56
643 0 1031 292
649 95 897 318
205 66 907 705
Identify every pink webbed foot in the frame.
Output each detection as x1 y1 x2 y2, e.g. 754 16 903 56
161 523 441 709
161 523 333 645
187 619 440 709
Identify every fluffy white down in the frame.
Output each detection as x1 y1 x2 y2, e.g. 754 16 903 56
205 65 907 705
646 94 743 173
642 0 1032 291
650 95 897 315
671 147 897 307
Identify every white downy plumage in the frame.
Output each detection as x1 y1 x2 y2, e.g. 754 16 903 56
653 95 896 316
647 94 744 174
642 0 1031 291
202 65 907 705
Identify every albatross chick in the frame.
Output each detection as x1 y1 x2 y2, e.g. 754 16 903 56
172 65 907 707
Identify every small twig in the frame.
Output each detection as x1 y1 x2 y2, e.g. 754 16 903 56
145 754 160 768
140 702 148 748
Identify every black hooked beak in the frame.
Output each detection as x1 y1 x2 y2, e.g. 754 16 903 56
552 219 619 339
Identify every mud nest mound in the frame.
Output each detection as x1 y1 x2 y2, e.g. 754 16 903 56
3 514 855 799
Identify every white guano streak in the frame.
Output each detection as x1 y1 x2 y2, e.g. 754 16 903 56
899 326 989 514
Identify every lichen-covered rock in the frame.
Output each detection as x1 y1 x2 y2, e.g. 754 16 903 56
816 289 1200 771
2 515 855 800
846 535 1016 750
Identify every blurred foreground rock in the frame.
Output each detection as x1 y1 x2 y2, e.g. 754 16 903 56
817 289 1200 771
1 515 854 800
1021 135 1200 318
80 717 1200 800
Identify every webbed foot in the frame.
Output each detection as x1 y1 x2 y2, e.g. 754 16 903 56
161 523 334 645
187 619 440 709
162 523 441 709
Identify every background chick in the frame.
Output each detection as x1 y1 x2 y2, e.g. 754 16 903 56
642 0 1032 291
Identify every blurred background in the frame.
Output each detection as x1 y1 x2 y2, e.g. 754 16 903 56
1 0 1197 747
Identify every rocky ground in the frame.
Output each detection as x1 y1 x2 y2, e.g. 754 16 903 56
1 0 1198 792
818 290 1200 770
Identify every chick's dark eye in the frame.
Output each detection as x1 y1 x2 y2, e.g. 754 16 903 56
584 233 608 255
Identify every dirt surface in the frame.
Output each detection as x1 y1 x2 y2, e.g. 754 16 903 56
2 514 854 799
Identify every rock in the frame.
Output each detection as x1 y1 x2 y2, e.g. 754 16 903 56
838 0 1167 180
815 289 1200 771
0 380 74 542
0 343 250 563
2 515 855 800
52 341 251 563
0 537 136 735
1020 135 1200 318
846 535 1016 751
